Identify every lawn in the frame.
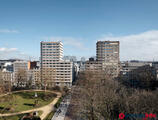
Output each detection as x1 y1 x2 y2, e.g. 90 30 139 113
44 111 55 120
0 91 57 114
0 111 42 120
0 113 24 120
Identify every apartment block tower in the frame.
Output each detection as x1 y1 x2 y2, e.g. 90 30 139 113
96 41 120 76
96 41 119 63
41 41 63 65
40 41 73 87
85 41 120 77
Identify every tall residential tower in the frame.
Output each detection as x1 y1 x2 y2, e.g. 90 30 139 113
40 41 63 67
40 41 73 87
96 41 119 63
85 41 120 77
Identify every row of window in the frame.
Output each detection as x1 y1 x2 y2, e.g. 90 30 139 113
42 62 71 64
42 54 60 56
104 49 113 50
97 45 118 48
42 57 60 59
42 46 60 48
42 65 71 68
42 43 60 45
42 58 60 60
42 52 61 54
42 48 62 50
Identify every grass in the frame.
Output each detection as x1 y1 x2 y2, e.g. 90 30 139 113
43 111 55 120
0 111 43 120
0 113 24 120
0 91 57 114
44 96 63 120
54 96 63 108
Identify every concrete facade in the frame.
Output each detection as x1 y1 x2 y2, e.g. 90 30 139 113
85 41 120 77
40 41 73 87
96 41 119 63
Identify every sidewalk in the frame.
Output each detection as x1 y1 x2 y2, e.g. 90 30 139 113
51 94 71 120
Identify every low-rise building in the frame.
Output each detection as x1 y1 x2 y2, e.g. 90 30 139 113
13 60 28 87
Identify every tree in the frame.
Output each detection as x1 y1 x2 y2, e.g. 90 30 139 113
119 65 157 90
0 71 12 93
26 75 33 89
41 68 56 91
0 71 4 94
66 70 158 120
15 68 27 88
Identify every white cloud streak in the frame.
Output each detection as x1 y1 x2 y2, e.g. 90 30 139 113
99 30 158 61
0 29 19 33
0 47 32 60
0 48 18 52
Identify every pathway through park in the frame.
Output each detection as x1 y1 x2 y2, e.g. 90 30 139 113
0 90 62 120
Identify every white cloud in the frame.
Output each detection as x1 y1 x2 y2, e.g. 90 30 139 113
99 30 158 61
0 29 19 33
0 47 18 52
43 36 87 50
0 47 32 60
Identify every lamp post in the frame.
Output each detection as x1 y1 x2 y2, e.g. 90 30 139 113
34 92 38 107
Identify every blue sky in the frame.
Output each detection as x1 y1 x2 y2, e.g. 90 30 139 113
0 0 158 61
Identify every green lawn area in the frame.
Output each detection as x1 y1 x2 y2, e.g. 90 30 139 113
44 111 55 120
0 111 43 120
43 97 63 120
0 111 42 120
0 113 24 120
0 91 57 114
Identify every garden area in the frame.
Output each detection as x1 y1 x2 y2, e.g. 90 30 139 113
0 111 42 120
0 91 57 114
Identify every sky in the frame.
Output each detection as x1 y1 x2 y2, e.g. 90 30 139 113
0 0 158 61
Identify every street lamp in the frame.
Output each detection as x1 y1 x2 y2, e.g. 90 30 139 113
34 92 38 107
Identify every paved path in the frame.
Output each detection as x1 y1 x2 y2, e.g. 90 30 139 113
0 90 62 120
51 94 71 120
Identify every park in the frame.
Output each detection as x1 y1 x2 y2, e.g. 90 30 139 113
0 90 62 120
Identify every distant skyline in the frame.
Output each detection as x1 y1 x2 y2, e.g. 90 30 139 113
0 0 158 61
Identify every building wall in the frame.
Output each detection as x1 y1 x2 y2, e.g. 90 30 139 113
40 41 73 87
96 41 119 63
85 41 120 77
85 61 102 71
0 71 13 85
13 61 28 86
41 41 63 64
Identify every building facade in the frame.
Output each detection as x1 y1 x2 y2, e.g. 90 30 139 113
13 60 28 87
41 41 63 65
96 41 119 63
40 41 73 87
85 41 120 77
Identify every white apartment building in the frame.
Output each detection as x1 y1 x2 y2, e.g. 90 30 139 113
0 71 13 86
13 61 28 73
41 41 63 64
40 41 73 87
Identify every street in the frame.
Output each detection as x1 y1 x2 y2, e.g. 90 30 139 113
51 94 71 120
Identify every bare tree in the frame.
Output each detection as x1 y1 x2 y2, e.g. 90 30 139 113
41 68 56 91
0 71 12 93
0 70 4 94
66 70 158 120
15 68 27 88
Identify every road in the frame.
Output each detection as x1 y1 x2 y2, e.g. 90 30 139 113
51 94 71 120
